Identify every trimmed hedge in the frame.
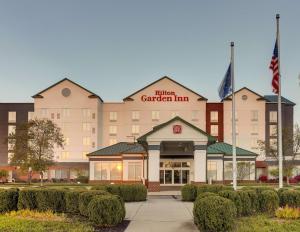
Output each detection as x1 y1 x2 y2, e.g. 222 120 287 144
0 189 19 213
65 190 85 214
243 190 259 213
193 195 237 232
90 185 108 191
279 190 300 208
242 186 276 194
218 190 243 216
197 184 233 196
181 184 197 201
196 192 218 200
88 195 125 226
79 190 111 217
17 189 38 210
35 189 66 212
237 191 252 216
259 190 279 214
105 184 147 202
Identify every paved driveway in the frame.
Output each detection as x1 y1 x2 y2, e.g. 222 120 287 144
125 196 198 232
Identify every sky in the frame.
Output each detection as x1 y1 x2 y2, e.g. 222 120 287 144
0 0 299 124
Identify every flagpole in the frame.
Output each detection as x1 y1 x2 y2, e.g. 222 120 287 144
231 41 237 191
276 14 283 189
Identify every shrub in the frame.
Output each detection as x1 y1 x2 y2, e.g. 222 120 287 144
75 176 89 183
35 189 66 212
197 184 232 196
258 175 268 182
259 190 279 214
193 196 237 232
218 190 243 216
196 192 218 200
237 191 252 216
279 190 300 208
181 184 197 201
275 206 300 219
0 189 19 213
79 190 110 217
90 185 108 191
17 189 38 210
65 190 85 214
242 186 276 194
87 195 125 226
243 190 259 213
106 184 147 202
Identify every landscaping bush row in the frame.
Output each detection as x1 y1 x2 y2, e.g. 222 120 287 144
0 188 126 227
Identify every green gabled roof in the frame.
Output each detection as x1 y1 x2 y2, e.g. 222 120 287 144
87 142 145 156
137 116 216 143
264 95 296 106
207 142 258 156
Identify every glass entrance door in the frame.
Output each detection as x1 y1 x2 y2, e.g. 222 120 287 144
160 161 190 185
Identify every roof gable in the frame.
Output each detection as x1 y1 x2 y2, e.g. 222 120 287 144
32 78 103 102
223 87 266 101
264 95 296 105
123 76 207 102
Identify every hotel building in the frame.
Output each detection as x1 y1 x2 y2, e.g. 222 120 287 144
0 76 296 191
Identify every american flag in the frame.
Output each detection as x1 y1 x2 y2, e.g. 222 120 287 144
269 40 279 94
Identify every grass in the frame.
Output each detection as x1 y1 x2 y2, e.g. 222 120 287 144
236 214 300 232
0 210 94 232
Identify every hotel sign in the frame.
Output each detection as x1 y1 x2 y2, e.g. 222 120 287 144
173 125 182 134
141 90 189 102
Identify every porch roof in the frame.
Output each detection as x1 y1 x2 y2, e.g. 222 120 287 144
207 142 258 156
87 142 145 156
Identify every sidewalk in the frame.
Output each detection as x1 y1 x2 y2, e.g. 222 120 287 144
125 196 198 232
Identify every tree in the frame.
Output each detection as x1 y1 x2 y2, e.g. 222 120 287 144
258 123 300 184
225 162 255 181
7 119 64 186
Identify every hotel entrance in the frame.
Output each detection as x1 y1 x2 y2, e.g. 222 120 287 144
159 161 191 185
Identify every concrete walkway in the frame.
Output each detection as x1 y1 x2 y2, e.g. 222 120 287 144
125 196 198 232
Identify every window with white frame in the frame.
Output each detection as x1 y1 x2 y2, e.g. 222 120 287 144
270 125 277 137
92 112 96 119
269 111 277 123
109 126 117 135
83 122 91 131
61 151 69 160
65 137 70 146
94 162 122 180
207 161 217 180
51 113 55 119
83 137 91 146
230 111 238 121
82 108 91 118
62 108 70 118
41 109 48 117
210 125 218 136
151 111 160 121
109 112 117 121
57 113 60 119
128 162 142 180
92 127 96 134
251 110 258 121
8 125 16 136
192 111 199 121
132 111 140 121
270 138 277 150
251 138 258 149
132 125 140 135
109 139 117 145
210 111 218 122
224 162 233 180
8 112 16 123
251 124 258 135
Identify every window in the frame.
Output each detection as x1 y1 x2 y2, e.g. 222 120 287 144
92 113 96 119
92 127 95 134
109 139 117 145
207 161 217 180
132 111 140 121
28 112 34 121
128 162 142 180
61 151 69 160
109 126 117 135
83 123 91 131
251 124 258 135
51 113 55 119
210 125 218 136
8 125 16 136
132 125 140 135
41 109 47 117
65 137 70 146
94 162 122 180
82 109 91 118
270 125 277 136
63 108 70 118
8 112 16 123
224 162 233 180
251 138 258 149
82 151 88 160
270 111 277 123
92 142 95 148
57 113 60 119
230 111 238 121
152 111 160 121
251 110 258 121
270 138 277 150
83 137 91 146
192 111 199 121
109 112 117 121
210 111 218 122
171 112 178 118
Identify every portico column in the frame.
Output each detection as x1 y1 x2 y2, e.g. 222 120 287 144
148 146 160 192
194 146 207 184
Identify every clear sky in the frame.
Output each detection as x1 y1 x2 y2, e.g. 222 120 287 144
0 0 299 124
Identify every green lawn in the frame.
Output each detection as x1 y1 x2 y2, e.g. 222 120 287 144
236 215 300 232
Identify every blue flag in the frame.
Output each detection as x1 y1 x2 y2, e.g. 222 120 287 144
218 64 232 100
